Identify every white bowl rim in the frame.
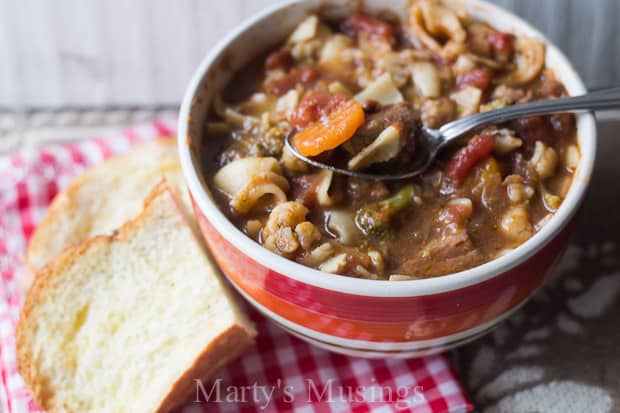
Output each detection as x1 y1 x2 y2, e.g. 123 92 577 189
178 0 596 298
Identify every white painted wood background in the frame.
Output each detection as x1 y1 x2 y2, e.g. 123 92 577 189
1 0 618 109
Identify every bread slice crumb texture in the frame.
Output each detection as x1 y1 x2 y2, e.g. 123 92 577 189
22 139 193 292
17 181 256 413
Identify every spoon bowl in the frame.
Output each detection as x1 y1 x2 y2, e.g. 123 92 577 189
286 86 620 180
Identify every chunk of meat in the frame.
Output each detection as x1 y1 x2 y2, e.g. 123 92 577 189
550 113 576 138
445 134 495 184
510 116 554 149
341 12 395 42
343 102 418 157
394 202 482 277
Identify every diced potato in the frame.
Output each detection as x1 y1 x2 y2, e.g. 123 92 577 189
412 61 441 98
320 34 354 62
453 55 476 76
354 73 404 106
275 90 299 118
451 86 482 117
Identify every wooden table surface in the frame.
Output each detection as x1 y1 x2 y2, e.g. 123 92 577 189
1 0 618 109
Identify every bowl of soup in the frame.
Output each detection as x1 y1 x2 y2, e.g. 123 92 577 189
178 0 596 358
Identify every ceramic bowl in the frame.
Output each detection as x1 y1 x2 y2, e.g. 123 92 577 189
178 0 596 358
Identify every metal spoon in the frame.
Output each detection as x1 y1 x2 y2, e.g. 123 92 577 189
285 86 620 180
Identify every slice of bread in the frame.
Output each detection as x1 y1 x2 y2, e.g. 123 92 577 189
16 181 257 413
22 138 192 292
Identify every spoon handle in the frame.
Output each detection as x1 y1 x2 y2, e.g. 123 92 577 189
439 86 620 142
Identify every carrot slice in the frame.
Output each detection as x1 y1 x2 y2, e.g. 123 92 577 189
292 99 365 157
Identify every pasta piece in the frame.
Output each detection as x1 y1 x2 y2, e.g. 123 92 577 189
213 157 289 214
375 50 417 87
347 125 402 171
325 209 361 246
530 141 558 180
213 95 260 128
389 275 414 281
288 15 320 44
354 73 404 106
295 222 322 250
492 129 523 155
299 243 335 267
409 0 467 60
281 146 309 174
315 170 340 207
565 144 580 171
504 37 546 86
319 253 348 274
412 61 441 98
500 205 534 243
504 175 534 204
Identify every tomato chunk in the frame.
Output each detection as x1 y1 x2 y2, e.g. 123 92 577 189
290 92 350 129
488 31 516 54
445 134 495 183
341 12 395 41
457 68 493 92
265 67 319 95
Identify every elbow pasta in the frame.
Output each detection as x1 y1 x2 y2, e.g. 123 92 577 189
214 157 289 214
410 0 467 60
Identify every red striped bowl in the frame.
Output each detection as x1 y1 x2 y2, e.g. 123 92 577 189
178 0 596 358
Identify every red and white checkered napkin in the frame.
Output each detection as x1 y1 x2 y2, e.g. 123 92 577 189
0 120 473 413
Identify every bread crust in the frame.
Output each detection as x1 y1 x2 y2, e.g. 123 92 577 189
21 138 178 293
16 180 256 413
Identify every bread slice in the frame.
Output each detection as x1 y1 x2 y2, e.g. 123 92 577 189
16 181 257 413
21 138 192 292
